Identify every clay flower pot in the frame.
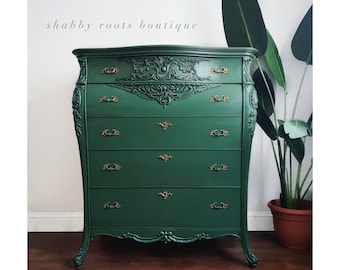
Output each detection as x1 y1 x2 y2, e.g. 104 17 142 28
268 199 312 249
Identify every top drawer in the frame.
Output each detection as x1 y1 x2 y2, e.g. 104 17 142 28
86 56 242 84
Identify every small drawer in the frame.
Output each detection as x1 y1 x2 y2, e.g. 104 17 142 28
86 56 242 84
89 188 241 228
86 84 243 117
88 150 241 187
87 117 241 150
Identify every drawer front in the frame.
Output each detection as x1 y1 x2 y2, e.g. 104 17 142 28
88 150 241 187
87 117 241 150
90 188 241 228
86 56 242 84
86 84 242 117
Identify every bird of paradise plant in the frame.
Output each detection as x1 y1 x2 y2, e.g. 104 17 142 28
222 0 313 209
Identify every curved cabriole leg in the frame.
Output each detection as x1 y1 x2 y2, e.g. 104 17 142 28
73 232 91 269
241 237 258 268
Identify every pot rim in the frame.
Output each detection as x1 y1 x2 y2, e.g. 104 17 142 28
268 199 312 215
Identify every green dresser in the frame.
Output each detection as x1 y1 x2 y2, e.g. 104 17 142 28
72 45 258 268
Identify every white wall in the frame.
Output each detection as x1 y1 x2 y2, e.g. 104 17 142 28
27 0 313 231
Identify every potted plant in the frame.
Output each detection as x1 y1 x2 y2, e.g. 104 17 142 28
222 1 313 249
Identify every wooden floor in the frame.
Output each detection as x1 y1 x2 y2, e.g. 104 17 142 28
28 232 311 270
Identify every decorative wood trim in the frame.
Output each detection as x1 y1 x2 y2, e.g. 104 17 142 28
117 56 211 82
110 83 220 108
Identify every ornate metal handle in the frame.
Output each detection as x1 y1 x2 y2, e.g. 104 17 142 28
101 129 120 136
210 129 229 137
210 164 228 172
157 153 174 163
158 191 173 200
103 163 122 171
103 201 121 209
157 121 172 131
101 67 119 74
210 67 229 74
99 96 119 103
209 201 228 210
210 95 230 102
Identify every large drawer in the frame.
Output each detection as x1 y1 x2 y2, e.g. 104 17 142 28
89 187 241 228
88 150 241 187
86 84 242 117
87 117 241 150
86 56 242 84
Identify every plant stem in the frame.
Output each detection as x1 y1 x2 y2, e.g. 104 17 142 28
292 62 309 119
300 159 313 199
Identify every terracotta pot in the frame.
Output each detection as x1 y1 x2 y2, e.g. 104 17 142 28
267 199 312 249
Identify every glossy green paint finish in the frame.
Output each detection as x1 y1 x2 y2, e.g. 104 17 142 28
90 188 241 228
72 45 258 268
87 117 242 149
88 150 241 187
86 84 243 117
86 56 242 84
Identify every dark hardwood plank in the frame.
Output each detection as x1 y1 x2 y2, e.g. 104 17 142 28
28 232 311 270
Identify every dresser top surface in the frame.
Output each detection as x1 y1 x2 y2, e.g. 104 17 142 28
72 45 257 58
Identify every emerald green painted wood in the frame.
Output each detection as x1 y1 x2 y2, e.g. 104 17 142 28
88 150 241 187
86 56 242 84
86 84 243 117
89 188 240 228
72 45 258 268
87 117 241 149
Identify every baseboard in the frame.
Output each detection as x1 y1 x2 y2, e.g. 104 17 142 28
27 211 274 232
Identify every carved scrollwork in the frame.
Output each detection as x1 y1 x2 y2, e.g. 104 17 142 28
247 85 258 137
77 57 87 84
118 231 210 244
117 56 211 82
112 83 219 108
72 85 83 138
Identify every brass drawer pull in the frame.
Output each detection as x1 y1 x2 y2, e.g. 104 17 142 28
210 129 229 137
210 164 228 172
210 201 228 210
103 201 121 209
158 191 173 200
210 95 230 102
157 121 172 131
101 67 119 74
103 163 122 171
157 153 174 163
210 67 229 74
101 129 120 136
99 96 119 103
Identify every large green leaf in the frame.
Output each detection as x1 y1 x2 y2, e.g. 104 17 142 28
283 120 312 139
222 0 267 56
265 31 286 89
278 122 305 163
257 105 277 140
291 6 313 65
253 68 275 116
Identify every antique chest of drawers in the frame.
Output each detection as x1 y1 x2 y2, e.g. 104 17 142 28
72 45 258 268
